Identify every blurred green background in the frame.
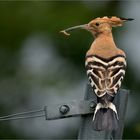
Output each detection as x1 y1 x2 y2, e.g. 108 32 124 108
0 1 139 139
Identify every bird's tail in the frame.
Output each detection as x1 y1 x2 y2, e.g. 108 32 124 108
92 102 119 131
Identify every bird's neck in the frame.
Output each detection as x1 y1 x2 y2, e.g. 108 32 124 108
93 31 116 48
87 32 118 58
95 30 114 42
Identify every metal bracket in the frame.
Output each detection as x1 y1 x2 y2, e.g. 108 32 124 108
44 100 96 120
0 99 96 121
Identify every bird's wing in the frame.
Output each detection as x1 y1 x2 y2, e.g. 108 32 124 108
85 55 126 97
107 55 126 96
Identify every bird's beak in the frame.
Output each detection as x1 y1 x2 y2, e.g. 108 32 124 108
60 24 88 36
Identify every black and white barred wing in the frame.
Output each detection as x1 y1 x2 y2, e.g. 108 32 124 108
85 55 126 97
107 56 126 96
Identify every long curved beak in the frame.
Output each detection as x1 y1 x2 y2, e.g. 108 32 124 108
60 24 88 36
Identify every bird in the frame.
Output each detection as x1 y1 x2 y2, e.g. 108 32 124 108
60 16 133 131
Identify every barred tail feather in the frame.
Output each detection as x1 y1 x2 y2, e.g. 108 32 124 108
92 102 119 131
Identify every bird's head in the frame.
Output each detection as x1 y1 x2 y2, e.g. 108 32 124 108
60 16 134 37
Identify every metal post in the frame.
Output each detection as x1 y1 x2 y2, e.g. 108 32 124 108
78 84 129 140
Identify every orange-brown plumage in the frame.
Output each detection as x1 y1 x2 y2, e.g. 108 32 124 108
86 34 126 59
86 16 126 59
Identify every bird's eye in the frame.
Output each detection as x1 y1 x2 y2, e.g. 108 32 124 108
95 22 100 26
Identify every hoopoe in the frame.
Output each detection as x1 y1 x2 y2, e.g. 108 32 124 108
60 16 133 131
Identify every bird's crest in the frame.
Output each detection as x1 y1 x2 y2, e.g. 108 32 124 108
90 16 134 27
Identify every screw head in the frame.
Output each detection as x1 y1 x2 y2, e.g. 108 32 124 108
90 101 96 109
59 105 70 114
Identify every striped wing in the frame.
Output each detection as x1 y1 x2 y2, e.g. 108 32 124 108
85 55 126 97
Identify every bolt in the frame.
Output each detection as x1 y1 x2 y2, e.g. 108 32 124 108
59 105 70 114
90 101 96 109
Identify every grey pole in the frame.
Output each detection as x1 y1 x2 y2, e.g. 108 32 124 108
78 84 129 140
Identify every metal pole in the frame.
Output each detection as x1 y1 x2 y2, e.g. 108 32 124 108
78 84 129 140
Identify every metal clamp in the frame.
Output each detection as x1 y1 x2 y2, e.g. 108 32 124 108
44 100 96 120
